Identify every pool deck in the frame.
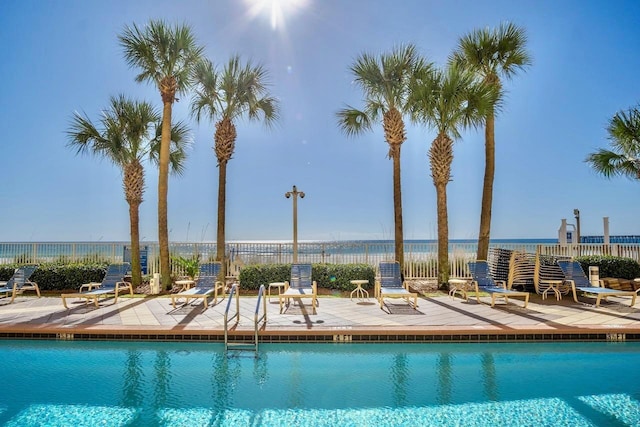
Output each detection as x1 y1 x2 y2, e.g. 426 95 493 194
1 291 639 342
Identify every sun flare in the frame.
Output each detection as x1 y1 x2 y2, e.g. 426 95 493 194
244 0 308 31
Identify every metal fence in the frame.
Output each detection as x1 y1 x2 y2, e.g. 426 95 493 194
1 241 639 279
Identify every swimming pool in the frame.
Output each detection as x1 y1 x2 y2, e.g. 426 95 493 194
0 340 638 426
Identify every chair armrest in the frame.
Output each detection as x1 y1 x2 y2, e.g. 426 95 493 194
284 280 290 292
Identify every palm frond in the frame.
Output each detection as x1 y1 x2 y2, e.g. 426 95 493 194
67 95 160 167
119 20 204 95
190 54 279 130
587 105 640 181
150 120 192 175
336 107 372 137
450 22 532 83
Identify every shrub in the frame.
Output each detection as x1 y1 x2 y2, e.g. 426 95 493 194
1 263 108 291
575 255 640 280
239 263 376 291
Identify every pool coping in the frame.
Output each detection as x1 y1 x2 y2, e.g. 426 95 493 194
1 324 639 343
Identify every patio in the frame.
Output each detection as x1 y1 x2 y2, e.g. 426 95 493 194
1 291 639 342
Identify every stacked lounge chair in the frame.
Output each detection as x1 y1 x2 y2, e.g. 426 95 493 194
533 253 572 300
0 265 40 303
469 260 529 308
61 263 132 309
558 260 637 307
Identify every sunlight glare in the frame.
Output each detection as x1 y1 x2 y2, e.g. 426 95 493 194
244 0 309 31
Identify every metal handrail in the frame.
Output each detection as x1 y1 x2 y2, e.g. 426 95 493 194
254 285 267 352
223 283 240 350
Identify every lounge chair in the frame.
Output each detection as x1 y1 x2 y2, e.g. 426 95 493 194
171 275 222 309
279 263 318 314
468 261 529 308
374 261 418 310
61 263 133 309
0 265 40 303
557 260 637 307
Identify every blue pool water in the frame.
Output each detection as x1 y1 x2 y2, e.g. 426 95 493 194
0 340 639 426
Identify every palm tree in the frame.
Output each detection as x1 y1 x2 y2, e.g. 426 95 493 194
586 105 640 181
337 44 420 267
119 20 204 289
191 56 279 279
409 63 495 285
450 23 532 261
67 95 190 287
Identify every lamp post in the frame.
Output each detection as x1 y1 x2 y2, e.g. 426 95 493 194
573 208 581 244
285 185 305 263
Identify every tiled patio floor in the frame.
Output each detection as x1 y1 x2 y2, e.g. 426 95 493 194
1 292 639 341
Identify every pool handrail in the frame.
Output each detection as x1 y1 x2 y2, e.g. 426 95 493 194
223 283 240 350
254 284 267 352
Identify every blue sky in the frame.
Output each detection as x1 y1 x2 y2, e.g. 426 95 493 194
1 0 639 243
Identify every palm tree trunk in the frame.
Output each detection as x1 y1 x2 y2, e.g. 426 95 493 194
392 150 404 267
430 133 453 287
158 101 172 289
436 182 449 286
477 108 495 261
216 161 227 280
128 201 142 288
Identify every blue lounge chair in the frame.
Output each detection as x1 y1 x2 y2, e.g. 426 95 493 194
469 261 529 308
557 260 637 307
374 261 418 310
0 265 40 303
279 263 318 314
61 263 133 309
171 262 225 309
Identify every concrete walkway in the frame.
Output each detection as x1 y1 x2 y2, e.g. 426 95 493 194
0 291 639 341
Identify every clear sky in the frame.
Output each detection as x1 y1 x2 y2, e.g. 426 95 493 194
1 0 639 243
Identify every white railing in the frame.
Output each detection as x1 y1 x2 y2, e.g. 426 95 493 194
1 241 638 279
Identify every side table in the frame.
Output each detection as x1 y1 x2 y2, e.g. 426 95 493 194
268 282 286 302
350 280 369 300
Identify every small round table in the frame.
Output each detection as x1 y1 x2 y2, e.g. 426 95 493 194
268 282 286 302
541 280 564 300
350 280 369 300
448 278 472 301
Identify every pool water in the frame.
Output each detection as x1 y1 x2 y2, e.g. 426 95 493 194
0 340 638 426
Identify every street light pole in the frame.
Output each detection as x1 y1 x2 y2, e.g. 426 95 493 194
285 185 305 263
573 208 581 244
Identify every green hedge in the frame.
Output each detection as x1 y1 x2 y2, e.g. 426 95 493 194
239 263 376 291
575 256 640 280
0 263 108 291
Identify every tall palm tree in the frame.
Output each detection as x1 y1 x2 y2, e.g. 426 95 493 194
451 23 531 261
67 95 190 287
119 20 204 289
337 44 420 267
586 105 640 181
191 56 279 279
409 63 495 285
